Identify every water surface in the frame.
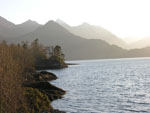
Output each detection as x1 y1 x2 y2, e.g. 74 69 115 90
49 58 150 113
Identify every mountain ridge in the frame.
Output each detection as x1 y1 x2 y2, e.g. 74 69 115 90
0 16 150 60
0 17 41 38
56 19 127 48
0 16 15 29
129 37 150 49
11 20 127 60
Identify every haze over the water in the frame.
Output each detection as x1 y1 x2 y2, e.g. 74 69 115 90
1 0 150 41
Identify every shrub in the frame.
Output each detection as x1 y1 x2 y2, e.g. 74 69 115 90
24 88 52 113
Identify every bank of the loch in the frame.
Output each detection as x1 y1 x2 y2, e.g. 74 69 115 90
23 71 66 113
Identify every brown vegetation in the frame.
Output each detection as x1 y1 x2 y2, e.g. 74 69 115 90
0 40 66 113
0 42 33 113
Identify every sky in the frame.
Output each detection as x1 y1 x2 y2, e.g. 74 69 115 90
0 0 150 40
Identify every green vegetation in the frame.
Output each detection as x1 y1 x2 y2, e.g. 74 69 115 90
25 88 53 113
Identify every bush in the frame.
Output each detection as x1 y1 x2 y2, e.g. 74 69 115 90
24 88 53 113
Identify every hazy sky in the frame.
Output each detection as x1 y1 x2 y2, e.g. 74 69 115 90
1 0 150 39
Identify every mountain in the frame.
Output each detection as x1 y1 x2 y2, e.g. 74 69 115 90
56 19 127 48
129 37 150 49
11 20 127 60
0 34 7 41
0 17 41 38
0 16 15 29
11 20 150 60
125 47 150 57
0 16 15 35
16 20 41 31
5 20 41 37
1 17 150 60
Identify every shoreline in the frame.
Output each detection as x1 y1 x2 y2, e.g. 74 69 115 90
23 71 66 113
66 63 78 65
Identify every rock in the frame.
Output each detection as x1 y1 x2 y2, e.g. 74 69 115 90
41 109 66 113
23 81 66 101
33 71 57 82
36 64 68 70
23 71 66 113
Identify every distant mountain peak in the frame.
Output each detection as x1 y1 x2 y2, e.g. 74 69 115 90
0 16 15 28
0 17 41 37
56 19 66 24
26 19 34 23
0 16 11 22
0 16 6 21
20 19 40 26
81 22 91 26
43 20 69 33
45 20 67 28
45 20 55 25
75 22 92 28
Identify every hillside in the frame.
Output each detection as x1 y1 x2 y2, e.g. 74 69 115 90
129 37 150 49
0 16 41 38
56 19 127 48
0 17 150 60
11 20 127 60
0 16 15 29
0 16 15 35
126 47 150 57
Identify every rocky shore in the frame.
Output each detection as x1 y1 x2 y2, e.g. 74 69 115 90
23 71 66 113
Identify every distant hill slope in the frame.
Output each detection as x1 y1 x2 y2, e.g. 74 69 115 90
0 16 41 38
0 16 15 29
129 37 150 49
12 21 150 60
0 16 15 35
56 19 127 48
5 20 41 37
0 17 150 60
11 20 127 60
125 47 150 57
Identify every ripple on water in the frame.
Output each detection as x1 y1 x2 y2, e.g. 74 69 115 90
50 58 150 113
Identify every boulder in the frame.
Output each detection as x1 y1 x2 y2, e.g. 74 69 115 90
23 81 66 101
33 71 57 82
